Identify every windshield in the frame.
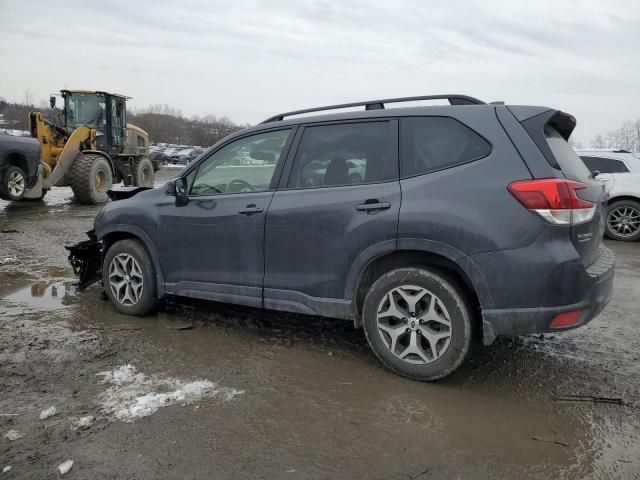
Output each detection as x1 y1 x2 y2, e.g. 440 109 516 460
64 93 106 129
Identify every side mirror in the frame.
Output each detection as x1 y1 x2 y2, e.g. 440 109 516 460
173 177 189 206
49 95 56 109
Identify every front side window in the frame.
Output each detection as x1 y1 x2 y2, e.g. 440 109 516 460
190 129 290 196
288 122 396 189
400 117 491 177
111 98 125 146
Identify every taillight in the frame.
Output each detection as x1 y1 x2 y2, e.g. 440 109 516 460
508 179 596 225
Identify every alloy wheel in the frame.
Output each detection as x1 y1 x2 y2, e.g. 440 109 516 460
108 253 144 306
7 170 25 197
376 285 452 364
608 206 640 238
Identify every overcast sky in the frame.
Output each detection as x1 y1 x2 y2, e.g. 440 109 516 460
1 0 638 144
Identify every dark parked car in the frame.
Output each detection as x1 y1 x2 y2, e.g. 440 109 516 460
149 150 167 171
69 94 614 380
0 134 41 201
171 148 204 165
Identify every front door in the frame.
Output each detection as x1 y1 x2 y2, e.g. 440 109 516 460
157 128 294 307
263 120 400 317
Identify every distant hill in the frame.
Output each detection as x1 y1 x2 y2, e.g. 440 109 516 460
0 101 243 147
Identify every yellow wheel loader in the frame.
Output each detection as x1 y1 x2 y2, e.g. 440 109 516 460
27 89 154 204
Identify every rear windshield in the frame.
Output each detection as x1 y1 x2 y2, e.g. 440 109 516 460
544 126 592 181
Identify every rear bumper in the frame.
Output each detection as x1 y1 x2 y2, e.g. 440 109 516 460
481 245 614 340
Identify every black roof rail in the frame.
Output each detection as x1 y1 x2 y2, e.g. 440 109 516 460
261 94 486 124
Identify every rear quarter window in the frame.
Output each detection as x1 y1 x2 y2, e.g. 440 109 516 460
544 126 592 181
400 117 491 177
579 156 629 174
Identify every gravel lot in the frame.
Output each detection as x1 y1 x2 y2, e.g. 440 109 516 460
1 168 639 479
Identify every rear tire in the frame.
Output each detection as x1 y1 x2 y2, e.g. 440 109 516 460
605 200 640 242
102 239 158 316
0 165 27 201
362 267 473 381
133 157 154 187
70 153 113 204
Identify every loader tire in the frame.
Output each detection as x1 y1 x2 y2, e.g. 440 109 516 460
133 157 154 187
70 153 113 204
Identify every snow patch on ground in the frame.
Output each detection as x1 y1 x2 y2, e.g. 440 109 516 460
96 364 244 422
3 429 23 441
0 129 30 137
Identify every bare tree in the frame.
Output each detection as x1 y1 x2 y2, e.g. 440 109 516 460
22 89 34 107
127 105 241 146
591 119 640 152
568 136 583 149
591 134 606 149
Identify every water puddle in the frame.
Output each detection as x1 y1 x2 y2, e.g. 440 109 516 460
2 280 76 310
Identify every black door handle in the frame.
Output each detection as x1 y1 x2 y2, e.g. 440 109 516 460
356 201 391 212
238 204 263 215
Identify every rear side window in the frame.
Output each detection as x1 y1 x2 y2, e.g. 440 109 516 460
288 122 396 188
544 126 592 181
580 156 629 174
400 117 491 177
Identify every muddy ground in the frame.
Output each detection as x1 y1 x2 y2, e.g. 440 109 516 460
1 168 639 479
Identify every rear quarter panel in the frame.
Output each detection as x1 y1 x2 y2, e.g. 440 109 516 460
0 135 41 180
398 107 544 255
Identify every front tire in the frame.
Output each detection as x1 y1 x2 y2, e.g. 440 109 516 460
69 153 113 204
0 165 27 201
605 200 640 242
102 239 158 316
362 267 473 381
133 157 155 187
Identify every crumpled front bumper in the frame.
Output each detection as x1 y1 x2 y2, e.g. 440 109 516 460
66 230 102 289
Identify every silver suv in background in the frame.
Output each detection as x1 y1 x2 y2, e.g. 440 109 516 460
576 149 640 241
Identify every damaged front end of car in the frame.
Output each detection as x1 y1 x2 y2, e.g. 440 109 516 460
66 230 102 290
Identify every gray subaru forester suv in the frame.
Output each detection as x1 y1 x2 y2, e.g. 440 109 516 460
68 94 614 381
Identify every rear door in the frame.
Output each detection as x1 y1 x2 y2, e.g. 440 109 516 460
263 119 400 316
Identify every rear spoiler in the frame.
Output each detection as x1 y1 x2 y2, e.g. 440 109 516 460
516 109 577 170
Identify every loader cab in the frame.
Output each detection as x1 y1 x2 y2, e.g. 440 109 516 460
61 90 128 155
